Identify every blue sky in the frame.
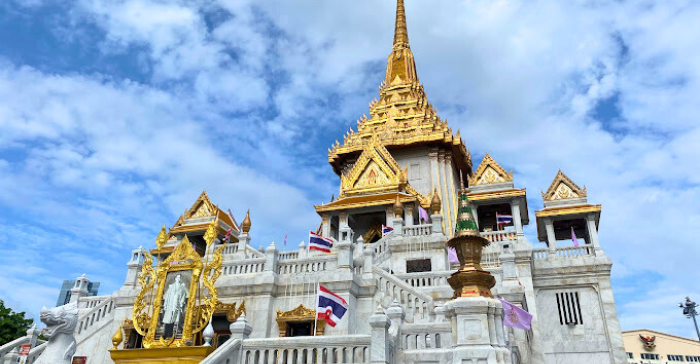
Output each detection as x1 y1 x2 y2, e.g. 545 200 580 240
1 0 699 339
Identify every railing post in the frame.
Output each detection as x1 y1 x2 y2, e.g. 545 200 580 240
337 241 354 270
430 214 443 235
392 217 403 236
369 307 391 364
298 241 307 259
265 242 278 273
363 242 373 276
27 324 40 350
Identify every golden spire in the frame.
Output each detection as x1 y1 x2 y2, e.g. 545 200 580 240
393 195 403 218
241 210 251 234
430 188 441 214
393 0 409 49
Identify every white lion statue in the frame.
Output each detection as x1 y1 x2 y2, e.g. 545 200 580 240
35 302 79 364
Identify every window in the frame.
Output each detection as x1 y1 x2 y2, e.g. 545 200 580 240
406 259 431 273
626 352 633 359
641 353 659 360
668 355 684 361
555 292 583 325
687 356 700 362
409 163 421 180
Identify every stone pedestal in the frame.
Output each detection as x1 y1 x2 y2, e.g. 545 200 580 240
445 297 512 364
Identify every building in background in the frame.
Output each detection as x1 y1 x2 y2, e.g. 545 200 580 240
56 275 100 307
623 329 700 363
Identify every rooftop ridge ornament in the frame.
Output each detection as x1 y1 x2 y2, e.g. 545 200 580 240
155 225 168 251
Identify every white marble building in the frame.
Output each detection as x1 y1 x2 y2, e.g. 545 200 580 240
0 1 626 364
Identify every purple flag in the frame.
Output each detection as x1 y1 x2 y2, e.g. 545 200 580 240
418 206 430 223
571 227 579 247
448 247 459 264
498 298 532 330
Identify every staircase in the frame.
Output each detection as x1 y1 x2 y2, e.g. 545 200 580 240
373 267 434 323
75 297 116 345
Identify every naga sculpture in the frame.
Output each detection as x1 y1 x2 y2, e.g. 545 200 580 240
34 302 79 364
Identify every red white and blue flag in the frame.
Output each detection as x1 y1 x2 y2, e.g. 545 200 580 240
316 285 348 327
382 225 394 237
496 213 513 225
309 231 333 253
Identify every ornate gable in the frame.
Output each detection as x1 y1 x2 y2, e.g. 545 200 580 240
186 190 216 219
340 135 404 197
469 153 513 186
542 170 587 200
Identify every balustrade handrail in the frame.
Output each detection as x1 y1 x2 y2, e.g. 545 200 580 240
78 296 113 321
480 230 517 243
27 342 47 364
243 335 370 348
245 245 266 258
403 224 432 236
0 336 29 359
199 338 242 364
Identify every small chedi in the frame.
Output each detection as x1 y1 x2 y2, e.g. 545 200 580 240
15 1 628 364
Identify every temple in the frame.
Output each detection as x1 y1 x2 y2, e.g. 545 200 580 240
2 1 627 364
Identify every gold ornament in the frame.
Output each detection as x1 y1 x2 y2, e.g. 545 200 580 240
241 210 251 234
111 323 124 350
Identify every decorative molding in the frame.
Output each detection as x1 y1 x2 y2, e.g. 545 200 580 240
276 304 326 337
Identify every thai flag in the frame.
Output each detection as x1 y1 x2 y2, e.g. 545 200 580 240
496 213 513 225
316 285 348 327
382 225 394 237
309 231 333 253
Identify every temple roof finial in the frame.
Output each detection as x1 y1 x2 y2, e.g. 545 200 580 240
393 0 409 49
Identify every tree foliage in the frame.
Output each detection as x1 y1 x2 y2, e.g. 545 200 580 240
0 300 34 346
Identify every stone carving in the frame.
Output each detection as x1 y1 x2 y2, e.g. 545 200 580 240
35 302 79 364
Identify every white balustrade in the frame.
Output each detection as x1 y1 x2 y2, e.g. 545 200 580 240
277 257 335 275
222 259 266 275
532 248 548 260
80 295 110 309
397 272 450 288
223 244 239 255
278 251 299 261
480 230 517 243
403 224 432 237
241 335 370 364
373 267 434 322
76 297 115 338
555 245 593 257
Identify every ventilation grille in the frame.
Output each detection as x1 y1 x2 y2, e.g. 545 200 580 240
556 292 583 325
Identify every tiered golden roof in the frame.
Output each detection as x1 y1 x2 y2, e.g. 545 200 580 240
327 0 471 177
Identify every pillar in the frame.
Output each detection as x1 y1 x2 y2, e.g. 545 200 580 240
321 213 331 238
586 213 602 254
336 241 354 270
447 297 506 364
405 204 415 227
369 307 391 364
544 218 557 255
431 214 444 235
238 233 250 257
264 242 278 273
510 200 523 236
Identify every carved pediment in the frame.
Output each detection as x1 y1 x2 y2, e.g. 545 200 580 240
276 304 326 337
542 170 587 201
469 153 513 186
187 190 216 219
340 134 403 196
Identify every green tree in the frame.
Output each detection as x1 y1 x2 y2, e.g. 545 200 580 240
0 300 34 346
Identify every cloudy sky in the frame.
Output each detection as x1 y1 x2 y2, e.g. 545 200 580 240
1 0 699 338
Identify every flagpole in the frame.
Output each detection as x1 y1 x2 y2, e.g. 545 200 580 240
313 283 319 337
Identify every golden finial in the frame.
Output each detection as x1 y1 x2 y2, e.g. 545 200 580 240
393 0 409 49
241 210 251 234
111 323 123 350
430 188 441 214
155 225 168 250
393 195 403 218
204 216 218 246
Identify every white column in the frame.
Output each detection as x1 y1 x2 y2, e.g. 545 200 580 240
586 213 602 254
264 242 278 273
445 154 457 235
510 200 523 236
321 213 330 238
369 308 391 364
405 204 414 227
545 218 557 254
